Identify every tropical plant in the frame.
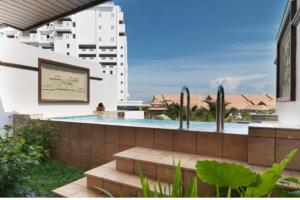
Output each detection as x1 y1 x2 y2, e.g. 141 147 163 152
139 161 198 197
165 101 240 122
165 103 180 120
244 148 297 197
196 149 298 197
196 160 258 197
275 177 300 197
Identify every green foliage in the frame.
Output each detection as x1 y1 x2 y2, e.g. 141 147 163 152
139 161 198 197
0 120 57 196
165 102 242 122
195 149 297 197
165 103 180 120
3 160 84 197
196 160 258 197
163 102 275 123
171 161 182 197
14 120 57 159
0 126 43 196
244 149 297 197
186 176 198 197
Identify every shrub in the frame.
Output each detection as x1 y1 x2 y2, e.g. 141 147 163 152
14 120 57 159
0 125 44 196
0 120 56 196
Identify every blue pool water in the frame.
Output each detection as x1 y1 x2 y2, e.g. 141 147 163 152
53 115 249 134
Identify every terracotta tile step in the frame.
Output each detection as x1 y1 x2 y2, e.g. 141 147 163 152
113 147 300 189
84 160 173 197
52 177 104 197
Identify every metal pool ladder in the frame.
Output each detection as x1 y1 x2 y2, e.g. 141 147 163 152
216 85 225 132
179 86 190 130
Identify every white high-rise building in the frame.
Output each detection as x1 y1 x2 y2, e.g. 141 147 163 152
0 2 129 102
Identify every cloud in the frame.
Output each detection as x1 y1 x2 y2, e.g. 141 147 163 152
128 41 276 100
210 74 267 93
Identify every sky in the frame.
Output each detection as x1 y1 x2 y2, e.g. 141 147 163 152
113 0 287 101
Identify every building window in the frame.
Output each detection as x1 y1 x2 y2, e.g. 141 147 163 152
99 25 102 30
73 34 76 39
121 90 123 93
121 54 123 58
121 81 123 84
120 46 123 49
276 0 297 102
103 70 106 73
99 37 102 42
67 44 70 48
121 63 124 66
121 73 123 76
99 13 102 17
67 52 69 55
73 22 76 27
110 71 113 75
111 25 114 30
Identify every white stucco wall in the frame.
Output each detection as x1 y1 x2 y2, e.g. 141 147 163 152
277 6 300 125
0 39 117 129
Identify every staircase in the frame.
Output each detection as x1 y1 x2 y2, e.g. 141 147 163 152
53 147 300 197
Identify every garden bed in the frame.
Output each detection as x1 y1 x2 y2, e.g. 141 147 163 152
4 160 84 197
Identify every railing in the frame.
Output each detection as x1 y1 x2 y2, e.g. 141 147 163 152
179 86 190 130
216 85 225 132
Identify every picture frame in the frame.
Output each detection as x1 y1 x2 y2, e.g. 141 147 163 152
38 58 90 103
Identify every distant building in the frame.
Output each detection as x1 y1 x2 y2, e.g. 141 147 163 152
149 93 276 113
0 2 128 103
205 94 276 111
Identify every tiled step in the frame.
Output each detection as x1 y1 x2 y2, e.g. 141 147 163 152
113 147 227 182
84 160 173 197
114 147 300 191
52 177 104 197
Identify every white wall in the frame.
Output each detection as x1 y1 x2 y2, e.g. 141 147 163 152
277 9 300 125
0 39 117 129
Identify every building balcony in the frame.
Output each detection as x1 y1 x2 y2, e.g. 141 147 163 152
54 33 72 40
54 21 73 31
19 34 38 44
118 24 125 35
99 48 117 54
39 25 54 34
39 36 54 46
99 56 117 63
78 48 96 54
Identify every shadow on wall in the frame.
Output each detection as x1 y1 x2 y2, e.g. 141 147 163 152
0 98 18 133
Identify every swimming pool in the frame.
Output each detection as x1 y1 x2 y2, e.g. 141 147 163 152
52 115 249 134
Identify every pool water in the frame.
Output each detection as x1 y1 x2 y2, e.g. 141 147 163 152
52 115 249 134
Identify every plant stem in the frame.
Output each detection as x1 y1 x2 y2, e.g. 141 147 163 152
236 187 243 197
216 185 220 197
227 187 232 198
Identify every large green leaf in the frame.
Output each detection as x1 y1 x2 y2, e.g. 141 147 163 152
196 160 258 188
244 149 298 197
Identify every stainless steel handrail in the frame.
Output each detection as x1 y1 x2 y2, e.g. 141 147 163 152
216 85 225 132
179 86 190 129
